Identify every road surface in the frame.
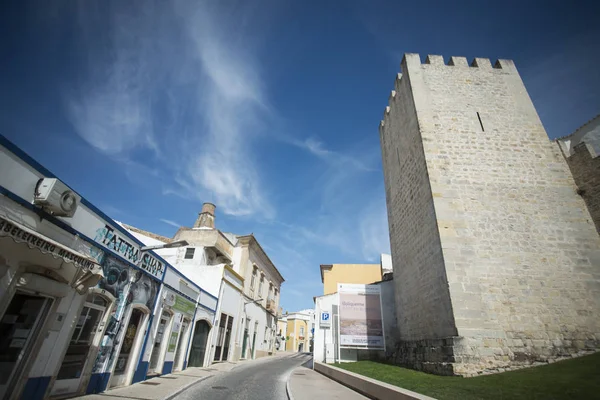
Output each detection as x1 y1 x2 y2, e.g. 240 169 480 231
175 353 312 400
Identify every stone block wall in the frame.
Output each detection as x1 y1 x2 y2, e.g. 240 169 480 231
558 121 600 234
379 68 458 342
380 53 600 375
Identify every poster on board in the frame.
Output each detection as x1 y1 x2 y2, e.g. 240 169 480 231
338 283 385 349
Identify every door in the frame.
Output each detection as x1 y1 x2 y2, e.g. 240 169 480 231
173 319 190 371
251 321 258 359
148 311 171 376
0 292 52 400
298 343 304 352
110 308 145 388
221 316 233 361
213 315 225 361
241 319 249 359
213 314 234 362
187 320 210 367
51 294 109 397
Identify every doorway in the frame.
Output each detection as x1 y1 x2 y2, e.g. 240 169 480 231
187 320 210 367
147 311 172 376
298 342 304 352
241 319 249 359
0 291 53 400
110 308 146 388
251 321 258 359
173 318 190 371
213 313 234 362
51 293 110 396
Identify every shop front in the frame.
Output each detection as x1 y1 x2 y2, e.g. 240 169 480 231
86 255 160 392
137 266 216 378
0 134 217 398
146 289 196 376
0 209 104 400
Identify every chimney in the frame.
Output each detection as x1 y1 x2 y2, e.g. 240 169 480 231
193 203 216 229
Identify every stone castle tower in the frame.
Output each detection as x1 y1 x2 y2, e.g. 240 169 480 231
379 53 600 376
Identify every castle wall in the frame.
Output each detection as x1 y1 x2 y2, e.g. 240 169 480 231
381 53 600 375
380 68 457 343
558 120 600 234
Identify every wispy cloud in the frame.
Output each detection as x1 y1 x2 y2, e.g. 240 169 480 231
285 136 376 172
65 2 274 218
159 218 181 228
359 192 391 261
66 4 159 157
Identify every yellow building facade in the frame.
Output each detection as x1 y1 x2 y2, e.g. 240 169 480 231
283 311 314 352
320 264 382 295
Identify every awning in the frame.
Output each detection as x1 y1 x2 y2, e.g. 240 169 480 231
0 215 104 293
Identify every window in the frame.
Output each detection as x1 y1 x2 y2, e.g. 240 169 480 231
184 248 195 259
250 266 257 290
476 112 485 131
268 283 273 302
300 326 305 337
258 274 265 297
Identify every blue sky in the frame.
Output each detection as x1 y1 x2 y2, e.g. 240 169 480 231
1 1 599 312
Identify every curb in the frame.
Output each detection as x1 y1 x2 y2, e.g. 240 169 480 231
285 367 297 400
164 375 213 400
314 362 436 400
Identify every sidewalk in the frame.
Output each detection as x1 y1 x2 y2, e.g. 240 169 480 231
73 353 293 400
287 366 368 400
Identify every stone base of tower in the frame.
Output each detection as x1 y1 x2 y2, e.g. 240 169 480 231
381 336 600 377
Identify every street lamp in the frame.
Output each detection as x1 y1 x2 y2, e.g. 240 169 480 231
140 240 189 251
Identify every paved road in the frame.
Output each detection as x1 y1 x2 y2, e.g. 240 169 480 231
175 353 312 400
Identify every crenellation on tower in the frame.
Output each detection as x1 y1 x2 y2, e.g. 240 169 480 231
448 56 469 67
425 54 445 66
381 52 600 377
470 57 493 68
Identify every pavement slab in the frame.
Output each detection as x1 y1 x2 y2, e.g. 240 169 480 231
288 366 368 400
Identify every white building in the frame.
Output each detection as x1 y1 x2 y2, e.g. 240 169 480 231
121 203 285 363
0 135 216 400
313 254 397 364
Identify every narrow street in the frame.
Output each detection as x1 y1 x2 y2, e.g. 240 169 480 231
174 353 312 400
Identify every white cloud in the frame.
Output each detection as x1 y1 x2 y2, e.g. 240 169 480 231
65 2 274 219
159 218 181 228
286 136 376 172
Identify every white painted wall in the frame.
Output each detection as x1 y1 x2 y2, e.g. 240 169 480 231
314 294 337 363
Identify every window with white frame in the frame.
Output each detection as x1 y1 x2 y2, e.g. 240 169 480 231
300 326 305 337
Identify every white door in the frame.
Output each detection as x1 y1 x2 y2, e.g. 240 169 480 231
0 291 52 400
147 311 171 375
110 308 146 388
51 294 109 397
173 319 190 371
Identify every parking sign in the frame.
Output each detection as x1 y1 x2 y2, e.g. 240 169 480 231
320 311 331 328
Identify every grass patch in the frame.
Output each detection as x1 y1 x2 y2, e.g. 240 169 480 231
332 352 600 400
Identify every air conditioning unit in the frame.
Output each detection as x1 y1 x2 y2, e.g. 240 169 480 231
33 178 80 217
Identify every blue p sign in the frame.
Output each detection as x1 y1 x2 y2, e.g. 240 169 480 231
322 312 329 321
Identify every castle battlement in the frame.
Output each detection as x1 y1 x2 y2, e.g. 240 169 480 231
414 53 516 70
379 53 520 135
